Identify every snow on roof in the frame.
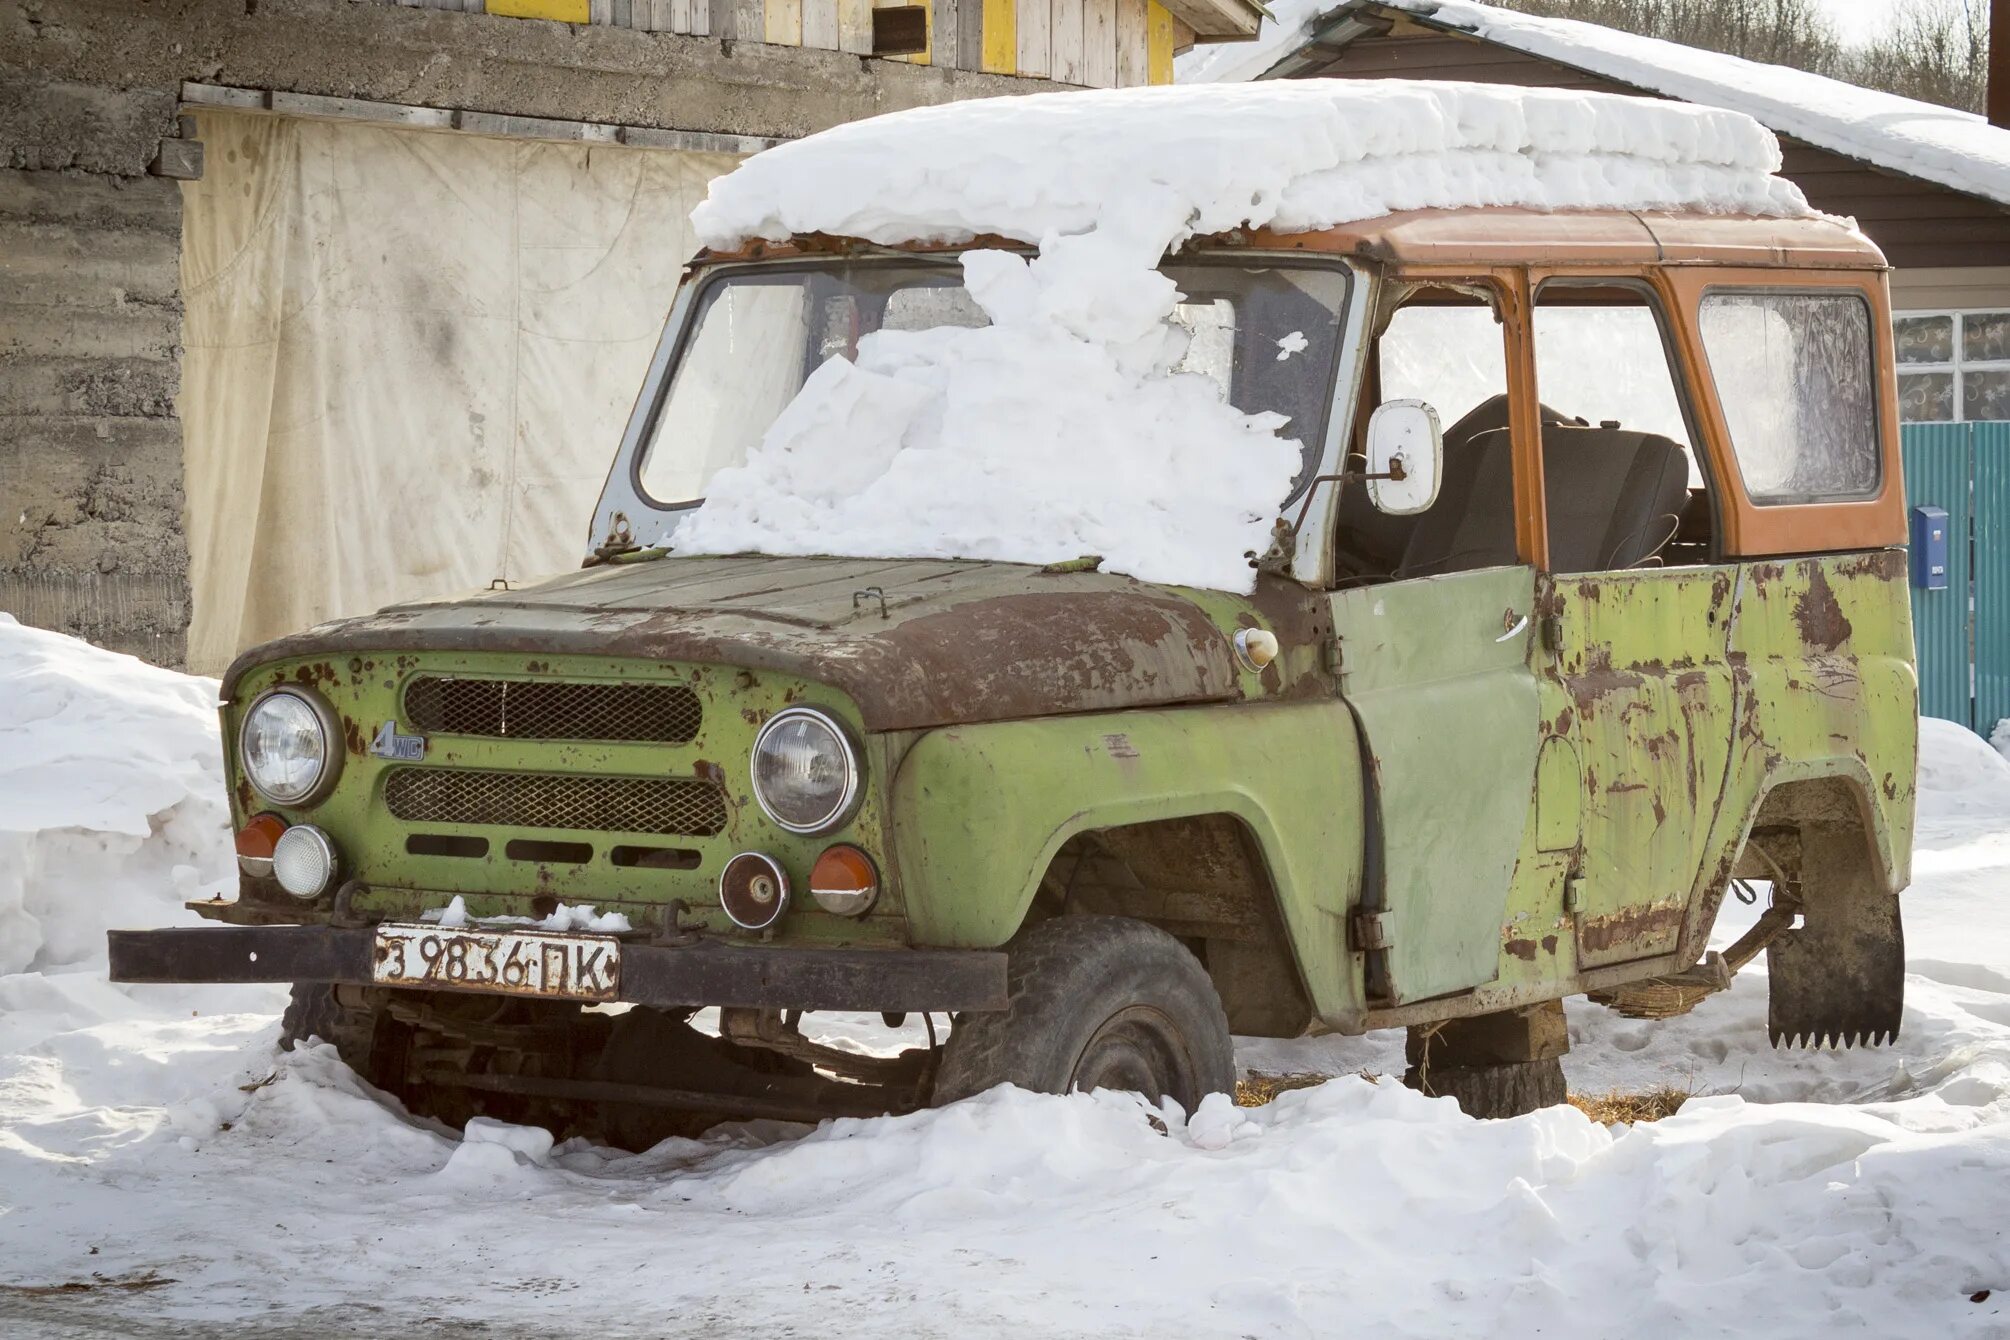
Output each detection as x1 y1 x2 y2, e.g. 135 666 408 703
1179 0 2010 210
691 80 1812 255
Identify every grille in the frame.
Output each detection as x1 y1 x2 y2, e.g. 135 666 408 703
383 769 729 836
403 677 701 743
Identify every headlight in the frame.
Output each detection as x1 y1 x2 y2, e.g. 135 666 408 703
239 688 340 806
750 707 861 834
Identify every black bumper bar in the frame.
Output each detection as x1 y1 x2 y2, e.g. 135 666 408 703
106 926 1009 1013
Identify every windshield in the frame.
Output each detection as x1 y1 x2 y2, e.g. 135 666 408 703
635 257 1351 507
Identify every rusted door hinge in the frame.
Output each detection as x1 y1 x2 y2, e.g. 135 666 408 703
1540 614 1563 656
1351 909 1393 951
1323 636 1344 675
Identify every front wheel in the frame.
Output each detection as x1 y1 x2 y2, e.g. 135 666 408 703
934 916 1235 1112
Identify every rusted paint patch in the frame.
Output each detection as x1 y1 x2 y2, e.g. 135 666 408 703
1505 938 1538 962
1791 566 1854 651
1579 903 1686 955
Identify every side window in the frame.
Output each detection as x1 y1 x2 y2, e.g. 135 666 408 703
1697 290 1880 503
1532 284 1709 573
1335 292 1518 581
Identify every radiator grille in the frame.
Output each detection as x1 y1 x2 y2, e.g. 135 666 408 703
403 677 701 743
383 769 729 837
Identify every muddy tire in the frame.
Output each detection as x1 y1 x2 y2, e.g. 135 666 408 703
279 983 404 1090
1403 1056 1566 1120
935 915 1235 1112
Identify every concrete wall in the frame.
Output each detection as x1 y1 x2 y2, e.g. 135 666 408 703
0 0 1054 666
0 58 189 663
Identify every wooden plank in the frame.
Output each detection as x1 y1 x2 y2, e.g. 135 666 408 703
765 0 802 43
872 0 931 63
802 0 839 47
1114 0 1145 85
675 0 710 33
1144 0 1172 84
650 0 675 30
1082 0 1115 86
838 0 874 51
935 0 958 68
982 0 1016 72
713 0 763 37
1017 0 1049 77
1050 0 1084 83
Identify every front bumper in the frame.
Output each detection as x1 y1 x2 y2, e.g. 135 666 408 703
106 926 1008 1013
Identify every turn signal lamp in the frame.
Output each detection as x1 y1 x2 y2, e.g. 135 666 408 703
1233 627 1279 672
810 845 879 917
235 813 288 877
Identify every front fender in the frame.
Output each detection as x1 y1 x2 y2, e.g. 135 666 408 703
888 701 1367 1023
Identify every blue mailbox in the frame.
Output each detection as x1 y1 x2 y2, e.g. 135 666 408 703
1911 505 1949 591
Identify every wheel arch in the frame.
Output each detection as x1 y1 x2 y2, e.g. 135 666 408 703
888 704 1367 1024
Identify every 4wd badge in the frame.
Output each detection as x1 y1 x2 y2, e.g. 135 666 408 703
370 721 427 761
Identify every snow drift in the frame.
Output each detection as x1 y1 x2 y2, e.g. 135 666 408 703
0 615 230 976
2 621 2009 1335
675 81 1815 593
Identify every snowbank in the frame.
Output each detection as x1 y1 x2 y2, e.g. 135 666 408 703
1181 0 2010 213
0 615 231 975
677 81 1809 593
2 621 2004 1334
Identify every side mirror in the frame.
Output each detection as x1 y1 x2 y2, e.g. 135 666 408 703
1365 399 1443 516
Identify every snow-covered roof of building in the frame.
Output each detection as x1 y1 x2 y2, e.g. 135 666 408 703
1179 0 2010 211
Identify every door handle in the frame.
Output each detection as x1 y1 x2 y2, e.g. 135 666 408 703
1495 611 1530 643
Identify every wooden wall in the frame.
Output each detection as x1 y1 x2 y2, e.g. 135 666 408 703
390 0 1188 84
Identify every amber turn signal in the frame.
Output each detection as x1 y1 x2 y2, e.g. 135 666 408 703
235 813 288 876
810 844 878 917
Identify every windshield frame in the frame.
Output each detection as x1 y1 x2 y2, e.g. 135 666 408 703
589 249 1367 582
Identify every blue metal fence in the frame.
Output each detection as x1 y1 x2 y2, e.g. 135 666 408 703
1900 421 2010 734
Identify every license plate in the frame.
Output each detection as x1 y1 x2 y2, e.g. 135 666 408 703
371 924 621 1002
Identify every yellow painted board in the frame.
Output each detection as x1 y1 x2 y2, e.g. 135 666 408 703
1114 0 1146 86
487 0 592 19
982 0 1017 73
765 0 803 43
1145 0 1173 85
1018 0 1050 77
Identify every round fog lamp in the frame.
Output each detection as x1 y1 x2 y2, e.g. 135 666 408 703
720 851 790 931
810 845 879 917
750 707 861 835
271 824 338 899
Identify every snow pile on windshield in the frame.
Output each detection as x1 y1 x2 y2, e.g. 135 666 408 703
675 81 1811 593
0 615 230 976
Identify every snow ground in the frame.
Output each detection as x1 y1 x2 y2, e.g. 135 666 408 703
3 625 2009 1337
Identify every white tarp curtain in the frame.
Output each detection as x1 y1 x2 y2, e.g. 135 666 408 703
179 108 738 673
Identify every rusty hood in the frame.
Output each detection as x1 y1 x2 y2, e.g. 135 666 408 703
221 555 1253 730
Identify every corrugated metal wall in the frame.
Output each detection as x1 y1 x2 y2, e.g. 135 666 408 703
1901 420 2010 735
1902 423 1972 726
1974 422 2010 736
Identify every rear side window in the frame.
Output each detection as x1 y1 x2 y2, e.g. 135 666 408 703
1696 290 1880 504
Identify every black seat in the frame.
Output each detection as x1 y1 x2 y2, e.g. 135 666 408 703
1541 426 1690 572
1398 415 1690 577
1396 396 1567 578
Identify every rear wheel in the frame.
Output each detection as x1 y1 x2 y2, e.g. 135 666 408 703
935 915 1235 1111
